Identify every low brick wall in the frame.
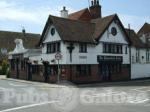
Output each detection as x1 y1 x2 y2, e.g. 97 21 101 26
9 64 130 84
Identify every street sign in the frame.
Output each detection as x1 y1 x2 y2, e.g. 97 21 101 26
55 52 62 83
55 53 62 60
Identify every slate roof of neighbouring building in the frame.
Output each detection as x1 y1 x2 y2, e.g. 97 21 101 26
138 23 150 36
0 30 40 52
0 31 40 61
126 29 145 48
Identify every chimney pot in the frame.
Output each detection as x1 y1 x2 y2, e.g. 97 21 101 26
63 6 66 10
97 0 99 5
60 6 68 18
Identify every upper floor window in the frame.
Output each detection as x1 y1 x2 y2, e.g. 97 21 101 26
79 43 87 53
136 49 140 63
51 28 55 36
132 56 135 63
47 42 60 54
111 27 117 36
103 43 122 54
125 46 128 54
146 49 150 62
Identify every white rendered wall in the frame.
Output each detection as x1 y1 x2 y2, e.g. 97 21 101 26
43 25 61 43
131 64 150 79
131 47 150 79
41 25 67 64
100 21 128 44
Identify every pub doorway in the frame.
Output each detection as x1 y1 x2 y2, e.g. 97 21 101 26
100 64 111 81
98 56 123 82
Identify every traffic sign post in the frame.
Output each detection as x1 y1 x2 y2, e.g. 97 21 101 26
55 53 62 83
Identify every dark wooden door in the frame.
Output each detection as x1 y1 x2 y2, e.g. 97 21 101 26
101 64 111 81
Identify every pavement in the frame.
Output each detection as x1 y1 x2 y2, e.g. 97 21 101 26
0 75 6 79
0 78 150 112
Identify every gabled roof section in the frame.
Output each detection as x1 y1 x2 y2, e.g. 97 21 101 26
138 23 150 36
39 15 96 45
126 29 145 48
91 14 115 40
69 8 92 21
91 14 131 44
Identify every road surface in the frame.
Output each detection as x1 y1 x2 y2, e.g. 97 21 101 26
0 78 150 112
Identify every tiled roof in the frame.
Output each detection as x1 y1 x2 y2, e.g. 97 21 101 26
69 8 92 21
91 14 116 40
39 14 130 45
138 23 150 36
40 15 96 44
126 29 145 48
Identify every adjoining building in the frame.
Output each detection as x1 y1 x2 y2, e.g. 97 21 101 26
9 38 42 80
0 30 40 62
8 0 150 84
126 23 150 79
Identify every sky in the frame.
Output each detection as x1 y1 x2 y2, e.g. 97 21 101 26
0 0 149 34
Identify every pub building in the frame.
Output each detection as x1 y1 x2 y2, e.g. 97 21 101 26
9 0 131 83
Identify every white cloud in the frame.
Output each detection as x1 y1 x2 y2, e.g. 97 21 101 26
0 1 75 25
0 1 149 33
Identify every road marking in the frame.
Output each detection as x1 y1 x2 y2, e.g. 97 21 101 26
9 83 27 87
133 89 150 92
131 87 148 91
0 101 59 112
128 98 149 104
130 87 150 92
0 87 7 90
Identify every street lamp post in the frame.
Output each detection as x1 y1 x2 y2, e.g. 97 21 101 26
57 59 60 83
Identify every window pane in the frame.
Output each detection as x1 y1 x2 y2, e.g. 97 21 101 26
47 42 61 54
79 43 87 53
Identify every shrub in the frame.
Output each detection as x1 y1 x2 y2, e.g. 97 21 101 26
0 59 9 75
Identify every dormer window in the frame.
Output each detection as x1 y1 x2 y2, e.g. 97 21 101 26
79 43 87 53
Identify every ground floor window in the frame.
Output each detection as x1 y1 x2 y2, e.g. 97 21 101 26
10 59 15 70
32 65 39 74
21 60 27 70
100 63 122 75
76 65 91 76
49 66 58 75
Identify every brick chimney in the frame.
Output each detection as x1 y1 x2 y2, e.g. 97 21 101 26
89 0 102 19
